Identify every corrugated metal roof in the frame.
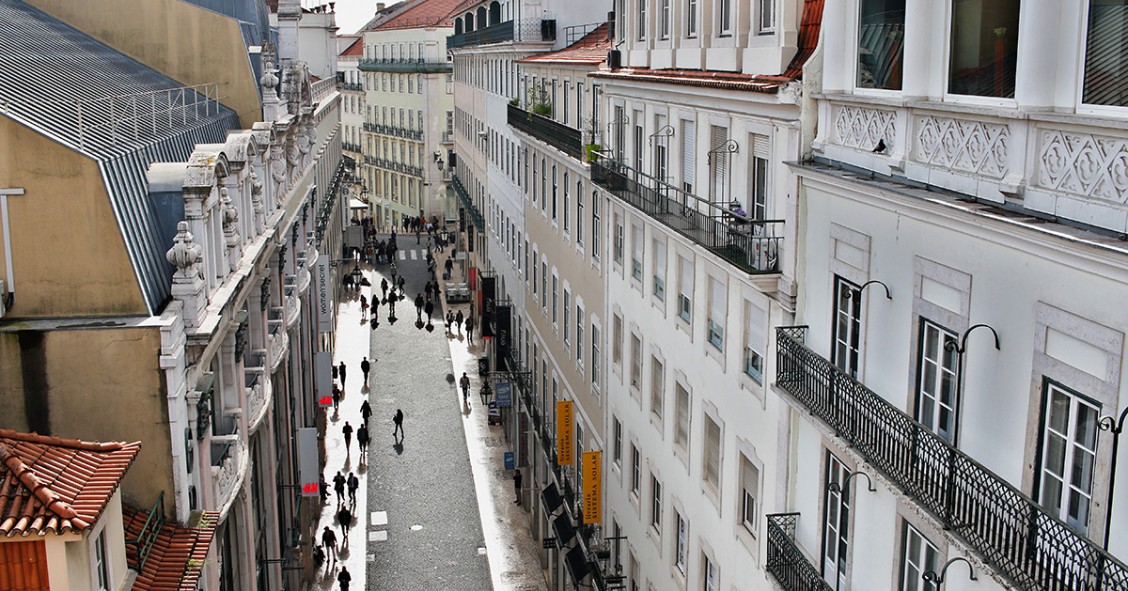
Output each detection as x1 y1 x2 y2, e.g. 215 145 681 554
0 0 240 314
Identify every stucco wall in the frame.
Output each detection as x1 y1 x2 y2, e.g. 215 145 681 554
27 0 261 128
0 118 147 317
0 326 172 513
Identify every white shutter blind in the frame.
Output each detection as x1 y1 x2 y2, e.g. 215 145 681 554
710 125 729 201
633 225 643 259
654 240 666 272
680 257 693 297
682 120 696 187
709 277 725 324
752 133 770 159
745 299 767 354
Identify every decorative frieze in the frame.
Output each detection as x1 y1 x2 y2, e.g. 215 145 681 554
915 116 1009 179
833 105 897 152
1038 129 1128 204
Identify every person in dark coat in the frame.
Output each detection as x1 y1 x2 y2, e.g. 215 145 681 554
393 408 404 438
337 566 352 591
465 316 475 343
424 300 435 323
360 399 372 424
360 357 371 383
333 471 346 505
342 421 353 454
455 310 464 333
338 361 347 387
347 472 359 504
513 468 523 505
357 423 369 455
321 526 338 563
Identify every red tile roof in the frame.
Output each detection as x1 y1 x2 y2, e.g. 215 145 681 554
341 37 364 57
373 0 466 31
518 24 612 65
592 0 824 92
0 430 141 537
124 507 219 591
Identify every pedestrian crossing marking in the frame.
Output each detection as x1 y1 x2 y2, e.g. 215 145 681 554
410 250 418 260
368 530 388 542
399 250 406 260
371 511 388 526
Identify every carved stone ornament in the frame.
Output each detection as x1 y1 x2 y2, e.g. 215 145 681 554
260 273 272 311
234 317 249 363
221 187 240 242
166 221 202 280
250 169 266 232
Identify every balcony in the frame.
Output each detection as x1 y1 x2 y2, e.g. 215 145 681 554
358 57 452 74
766 513 833 591
311 77 336 103
372 124 423 141
775 326 1128 590
338 82 363 91
244 364 270 433
441 131 454 144
507 103 582 160
268 319 288 372
296 267 311 297
210 434 248 519
448 20 515 49
284 287 300 330
452 174 485 231
591 154 783 274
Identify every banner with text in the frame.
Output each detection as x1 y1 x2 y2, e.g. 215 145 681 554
582 450 602 524
316 351 333 407
298 428 319 497
556 400 574 465
480 276 496 339
315 254 333 332
496 305 512 360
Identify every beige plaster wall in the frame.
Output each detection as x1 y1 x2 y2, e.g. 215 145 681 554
0 326 173 514
27 0 261 128
0 118 147 317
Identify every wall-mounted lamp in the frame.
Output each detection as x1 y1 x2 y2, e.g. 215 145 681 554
922 557 977 585
826 469 876 495
1098 406 1128 550
843 279 892 301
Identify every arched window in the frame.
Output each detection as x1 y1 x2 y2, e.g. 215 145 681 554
465 12 475 31
489 1 501 25
477 7 487 28
455 19 463 35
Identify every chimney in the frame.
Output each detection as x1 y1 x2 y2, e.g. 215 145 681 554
377 2 386 12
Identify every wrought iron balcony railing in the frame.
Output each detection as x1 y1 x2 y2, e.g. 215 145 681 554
766 513 833 591
452 174 484 230
591 154 783 274
775 326 1128 591
448 20 515 49
358 57 452 73
441 131 454 144
507 103 582 160
338 82 363 91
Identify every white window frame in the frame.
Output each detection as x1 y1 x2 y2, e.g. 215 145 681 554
900 523 939 591
823 453 850 589
686 0 698 38
674 510 687 573
740 453 760 536
1037 381 1101 533
651 474 663 533
832 276 862 379
916 319 960 444
650 355 665 427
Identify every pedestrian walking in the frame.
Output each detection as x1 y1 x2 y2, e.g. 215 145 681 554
333 471 346 504
337 566 352 591
397 275 406 295
347 472 359 504
465 316 475 343
342 421 353 454
513 468 523 505
414 293 424 320
357 423 369 455
446 310 454 332
337 505 353 541
321 526 338 563
338 361 347 387
360 357 371 383
390 262 398 284
455 310 464 333
332 384 341 411
314 544 326 571
459 372 471 404
424 300 434 323
381 277 389 299
371 315 379 330
320 474 329 505
360 399 372 424
360 294 368 318
444 257 453 280
393 408 404 438
424 281 433 301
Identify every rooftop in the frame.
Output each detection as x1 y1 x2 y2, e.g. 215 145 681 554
124 506 219 591
0 429 141 537
341 36 364 57
518 24 611 66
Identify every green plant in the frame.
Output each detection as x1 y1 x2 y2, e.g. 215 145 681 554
585 143 601 163
508 97 519 107
525 81 552 117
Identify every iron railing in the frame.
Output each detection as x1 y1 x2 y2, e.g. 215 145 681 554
775 326 1128 591
766 513 833 591
441 131 454 144
129 492 166 571
311 77 336 103
448 20 515 49
358 57 452 73
338 82 363 91
564 22 602 45
71 84 222 151
452 174 485 230
507 103 583 160
591 154 783 274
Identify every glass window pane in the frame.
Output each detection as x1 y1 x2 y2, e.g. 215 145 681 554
857 0 906 89
948 0 1020 97
1083 0 1128 106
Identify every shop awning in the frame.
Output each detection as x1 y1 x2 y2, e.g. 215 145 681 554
541 482 563 515
552 512 576 547
565 545 591 585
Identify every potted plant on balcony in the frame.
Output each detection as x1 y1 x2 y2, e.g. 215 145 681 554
526 82 552 117
582 115 601 163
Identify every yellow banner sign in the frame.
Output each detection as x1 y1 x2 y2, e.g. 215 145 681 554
556 400 574 465
582 450 602 524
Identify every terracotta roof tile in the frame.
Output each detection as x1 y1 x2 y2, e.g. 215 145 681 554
125 507 219 591
341 37 364 57
373 0 466 31
518 24 612 65
0 429 141 537
782 0 825 79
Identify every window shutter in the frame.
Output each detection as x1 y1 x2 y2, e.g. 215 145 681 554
633 225 643 260
654 240 666 273
682 120 696 187
752 133 770 159
745 299 766 354
710 125 729 201
680 257 693 297
709 277 725 325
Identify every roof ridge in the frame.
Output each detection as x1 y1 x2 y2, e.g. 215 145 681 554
0 428 126 452
0 441 79 520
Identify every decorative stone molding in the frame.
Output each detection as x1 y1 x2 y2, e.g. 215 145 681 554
268 330 289 372
833 105 897 152
1037 129 1128 204
166 221 207 329
245 375 270 433
210 434 247 520
250 169 266 234
284 289 301 329
270 140 287 197
220 188 241 270
915 116 1009 179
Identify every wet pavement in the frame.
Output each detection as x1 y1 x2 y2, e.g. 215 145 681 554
305 232 547 591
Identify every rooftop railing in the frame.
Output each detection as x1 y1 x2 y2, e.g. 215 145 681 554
358 57 452 73
766 513 833 591
591 154 783 274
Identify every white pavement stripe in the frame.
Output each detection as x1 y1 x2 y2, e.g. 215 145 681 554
399 250 406 260
371 511 388 526
368 530 388 542
410 250 418 260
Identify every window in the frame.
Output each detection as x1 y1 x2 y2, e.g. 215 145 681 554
740 454 760 535
856 0 904 89
577 182 585 245
678 256 693 322
743 300 766 382
1037 381 1100 533
563 290 571 347
552 165 558 222
750 140 769 222
633 116 644 173
948 0 1019 98
758 0 775 33
541 160 548 211
709 126 730 203
718 0 732 35
613 417 623 466
900 524 939 591
651 475 663 531
638 0 647 40
629 552 640 591
681 120 696 193
703 414 721 492
563 172 570 232
592 324 601 385
613 314 623 366
577 307 585 366
563 82 570 125
631 224 644 282
631 445 641 495
1084 0 1128 106
614 214 625 265
707 277 726 351
674 383 690 451
552 275 558 325
832 277 862 379
650 356 664 423
686 0 698 37
703 555 718 591
630 333 642 389
652 240 666 300
660 0 671 38
94 530 110 590
823 453 850 589
592 192 601 260
916 320 959 444
674 511 687 573
541 263 548 312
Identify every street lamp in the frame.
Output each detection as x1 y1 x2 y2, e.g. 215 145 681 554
1098 407 1128 550
479 382 493 406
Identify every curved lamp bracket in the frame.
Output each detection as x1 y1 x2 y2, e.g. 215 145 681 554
922 557 977 584
943 323 1000 355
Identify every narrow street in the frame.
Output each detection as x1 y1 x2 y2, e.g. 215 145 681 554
306 233 546 591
